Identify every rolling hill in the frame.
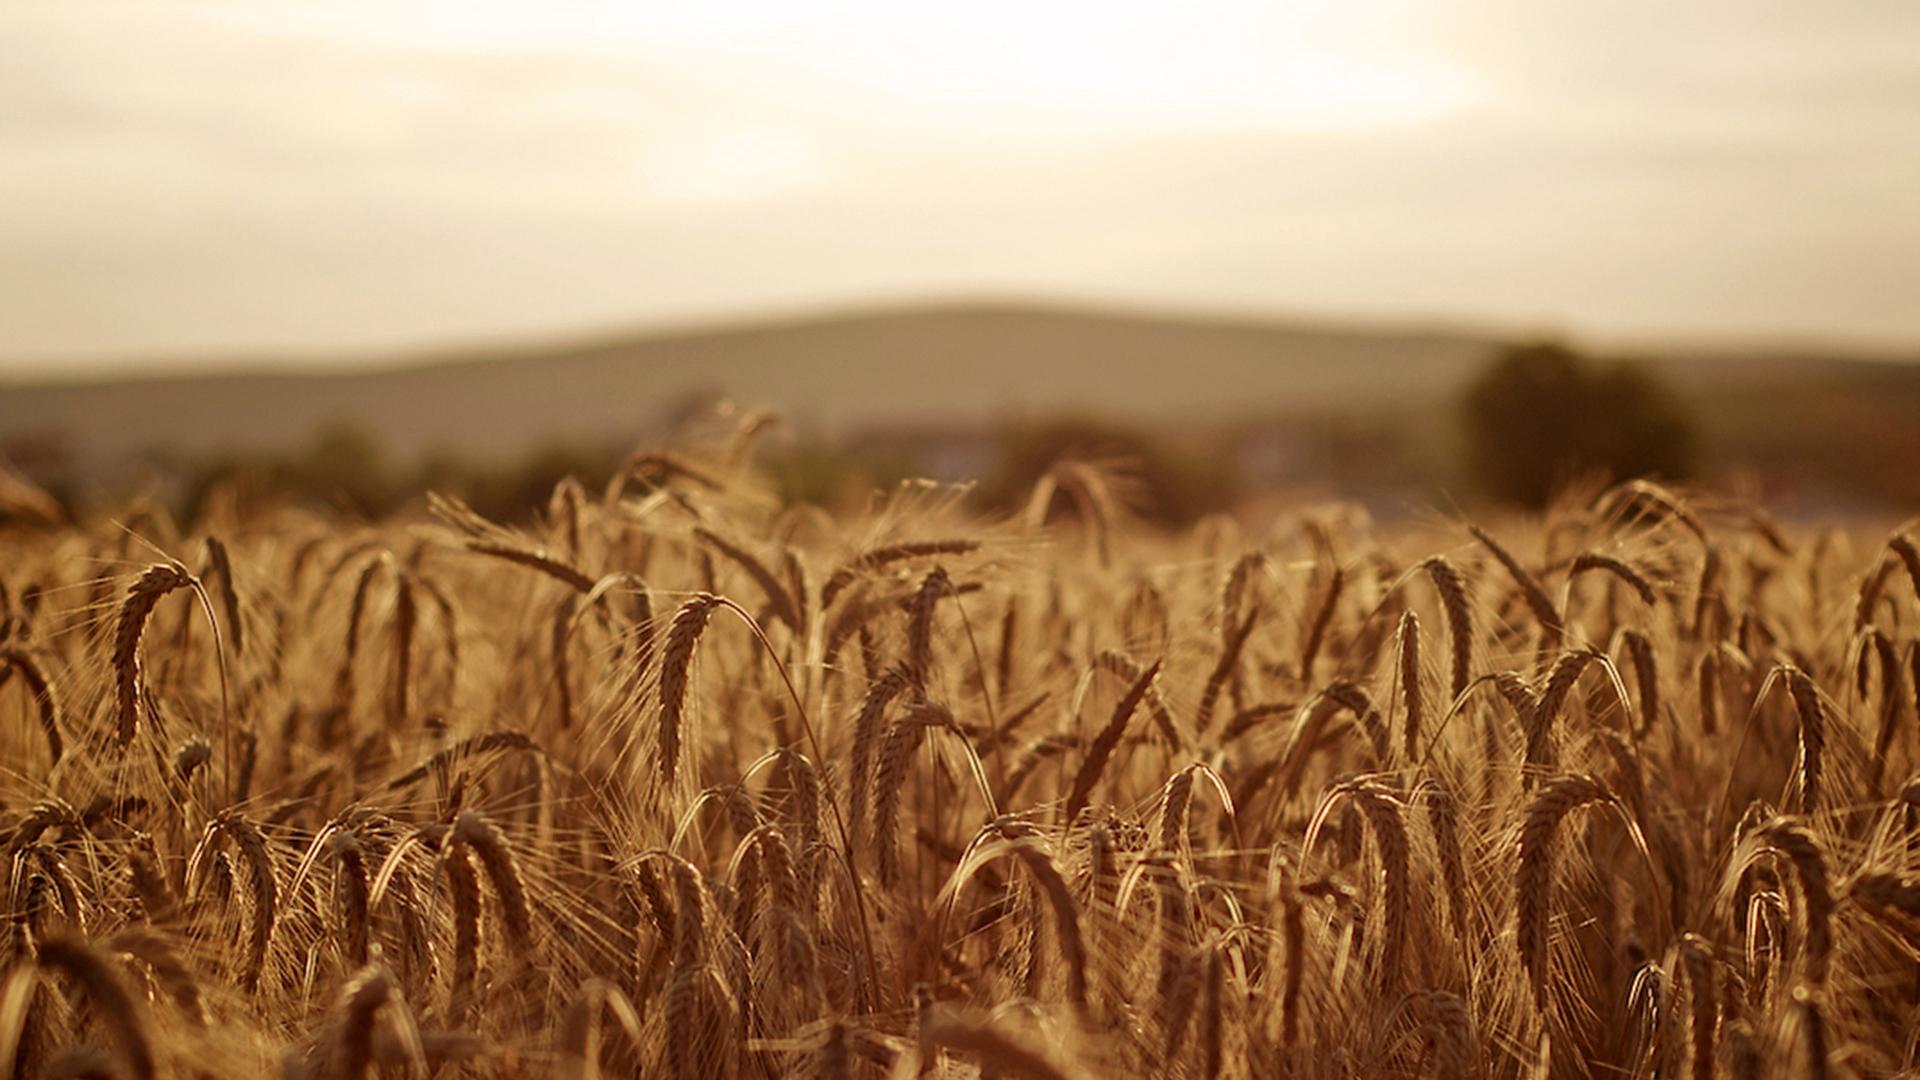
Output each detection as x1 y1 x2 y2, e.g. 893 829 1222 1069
0 302 1494 469
0 300 1913 507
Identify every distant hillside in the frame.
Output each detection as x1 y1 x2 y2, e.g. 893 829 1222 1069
1 300 1914 508
0 302 1495 471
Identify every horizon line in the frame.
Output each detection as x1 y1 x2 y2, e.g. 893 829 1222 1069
3 289 1915 385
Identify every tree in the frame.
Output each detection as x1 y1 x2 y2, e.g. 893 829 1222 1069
1460 342 1695 507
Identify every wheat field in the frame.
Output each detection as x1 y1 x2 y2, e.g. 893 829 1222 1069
1 422 1917 1079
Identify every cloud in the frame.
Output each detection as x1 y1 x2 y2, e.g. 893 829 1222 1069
1 1 1916 365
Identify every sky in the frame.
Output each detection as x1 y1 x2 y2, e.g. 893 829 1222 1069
4 0 1919 371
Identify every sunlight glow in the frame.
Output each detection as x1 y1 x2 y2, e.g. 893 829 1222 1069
206 0 1487 139
9 0 1915 360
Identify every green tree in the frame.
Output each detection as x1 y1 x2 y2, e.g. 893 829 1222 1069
1460 342 1695 507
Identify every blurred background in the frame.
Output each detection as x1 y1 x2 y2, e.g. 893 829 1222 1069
3 1 1917 524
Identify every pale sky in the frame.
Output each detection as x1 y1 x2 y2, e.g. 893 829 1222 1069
4 0 1918 371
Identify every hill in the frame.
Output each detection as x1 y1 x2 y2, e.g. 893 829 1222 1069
0 299 1914 509
0 302 1494 469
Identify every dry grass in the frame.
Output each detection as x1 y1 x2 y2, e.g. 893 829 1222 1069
0 429 1917 1078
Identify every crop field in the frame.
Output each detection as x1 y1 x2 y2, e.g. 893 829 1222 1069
1 425 1917 1079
